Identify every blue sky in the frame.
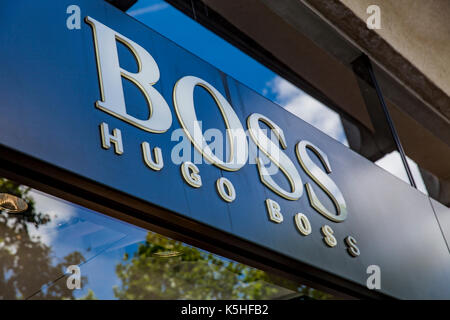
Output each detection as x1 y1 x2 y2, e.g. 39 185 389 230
127 0 276 99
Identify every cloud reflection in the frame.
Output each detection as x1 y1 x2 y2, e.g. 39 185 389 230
127 2 169 17
264 77 349 146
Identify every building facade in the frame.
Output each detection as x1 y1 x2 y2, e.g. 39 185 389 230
0 0 449 299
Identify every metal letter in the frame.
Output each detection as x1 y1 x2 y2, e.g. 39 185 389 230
248 113 303 201
265 198 283 223
85 16 172 133
294 213 312 236
100 122 123 155
173 76 248 171
321 225 337 247
216 177 236 202
181 161 202 188
296 140 348 222
345 236 360 257
141 142 164 171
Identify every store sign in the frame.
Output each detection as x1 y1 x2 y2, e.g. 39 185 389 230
2 0 450 299
85 16 359 257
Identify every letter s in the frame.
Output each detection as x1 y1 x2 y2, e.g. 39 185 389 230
247 113 303 200
296 140 347 222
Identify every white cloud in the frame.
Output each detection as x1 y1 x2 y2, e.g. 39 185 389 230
26 190 78 246
375 151 428 194
265 76 349 146
127 2 169 17
375 151 409 183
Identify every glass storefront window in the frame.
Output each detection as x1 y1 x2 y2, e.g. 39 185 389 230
385 114 450 207
375 152 428 195
369 64 450 207
0 177 331 300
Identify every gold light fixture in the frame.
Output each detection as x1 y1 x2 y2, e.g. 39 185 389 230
152 251 183 258
0 193 28 213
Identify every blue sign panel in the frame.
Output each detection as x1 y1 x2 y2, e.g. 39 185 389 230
1 0 450 298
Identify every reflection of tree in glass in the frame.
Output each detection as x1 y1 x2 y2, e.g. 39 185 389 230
0 178 85 299
114 232 331 300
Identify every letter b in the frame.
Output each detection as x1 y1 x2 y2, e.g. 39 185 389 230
85 16 172 133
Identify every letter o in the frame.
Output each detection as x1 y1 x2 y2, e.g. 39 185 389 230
216 177 236 202
173 76 248 171
294 213 312 236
